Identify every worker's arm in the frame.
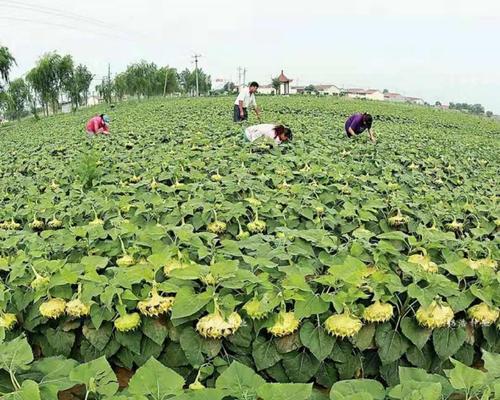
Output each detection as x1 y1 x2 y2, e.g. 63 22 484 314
254 106 261 121
368 129 376 143
238 100 245 117
347 127 356 137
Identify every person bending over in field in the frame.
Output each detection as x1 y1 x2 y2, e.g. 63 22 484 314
86 114 110 135
245 124 292 144
234 82 261 122
345 113 376 143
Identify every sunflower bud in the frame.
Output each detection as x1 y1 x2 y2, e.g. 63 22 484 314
189 381 205 390
114 312 141 332
39 298 66 319
117 255 135 267
408 254 438 273
363 301 393 323
163 259 189 275
416 301 454 329
137 289 174 317
236 230 250 240
388 212 408 227
467 303 499 326
211 174 222 182
243 298 269 320
30 218 45 231
0 313 17 330
48 218 63 229
89 217 104 226
31 274 50 290
267 311 300 337
129 175 141 183
201 273 216 286
245 197 262 207
324 312 362 338
467 258 497 270
445 220 463 232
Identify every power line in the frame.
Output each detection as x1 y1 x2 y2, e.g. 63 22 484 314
0 16 130 40
0 0 137 36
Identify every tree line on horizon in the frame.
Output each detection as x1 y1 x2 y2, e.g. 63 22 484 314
0 46 212 121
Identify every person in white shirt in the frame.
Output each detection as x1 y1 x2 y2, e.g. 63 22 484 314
244 124 293 144
234 81 261 122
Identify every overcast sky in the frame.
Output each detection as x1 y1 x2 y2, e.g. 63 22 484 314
1 0 500 112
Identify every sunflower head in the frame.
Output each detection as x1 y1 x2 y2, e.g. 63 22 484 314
324 312 362 338
408 254 438 273
207 221 227 234
39 298 67 319
117 254 135 267
267 311 300 337
247 219 266 234
196 311 241 339
467 303 499 326
31 274 50 290
363 301 394 323
416 301 454 329
138 289 174 317
114 312 141 332
0 313 17 330
66 299 91 318
48 218 63 229
243 298 269 320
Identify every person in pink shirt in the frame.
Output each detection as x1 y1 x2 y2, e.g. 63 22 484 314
85 114 110 135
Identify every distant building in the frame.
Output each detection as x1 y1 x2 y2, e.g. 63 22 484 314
316 84 341 95
277 70 292 95
384 92 406 102
405 96 425 105
258 84 276 95
292 86 305 94
345 88 385 101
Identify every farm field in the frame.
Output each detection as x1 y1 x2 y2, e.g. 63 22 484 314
0 96 499 400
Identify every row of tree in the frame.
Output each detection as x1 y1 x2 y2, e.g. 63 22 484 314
448 102 494 117
97 61 211 102
0 45 213 121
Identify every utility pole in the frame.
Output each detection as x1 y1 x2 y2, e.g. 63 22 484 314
163 67 169 97
192 54 202 96
243 68 247 86
237 66 243 87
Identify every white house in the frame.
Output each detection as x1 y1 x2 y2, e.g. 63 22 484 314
384 92 406 102
345 88 385 101
316 84 341 95
258 84 276 95
405 96 425 105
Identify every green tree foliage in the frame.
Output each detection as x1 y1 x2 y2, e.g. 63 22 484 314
0 46 16 91
304 84 318 94
111 61 179 100
449 102 485 115
179 67 211 95
61 62 94 110
272 77 281 94
5 78 29 120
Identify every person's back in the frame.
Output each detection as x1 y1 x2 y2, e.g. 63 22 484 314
244 124 292 144
86 114 110 135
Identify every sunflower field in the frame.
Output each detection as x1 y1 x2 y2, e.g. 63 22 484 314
0 96 499 400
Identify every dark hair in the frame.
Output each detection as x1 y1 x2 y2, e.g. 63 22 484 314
275 125 293 141
100 114 105 118
363 113 373 129
249 81 259 88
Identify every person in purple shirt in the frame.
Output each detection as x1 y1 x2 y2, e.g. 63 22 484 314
345 113 376 143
